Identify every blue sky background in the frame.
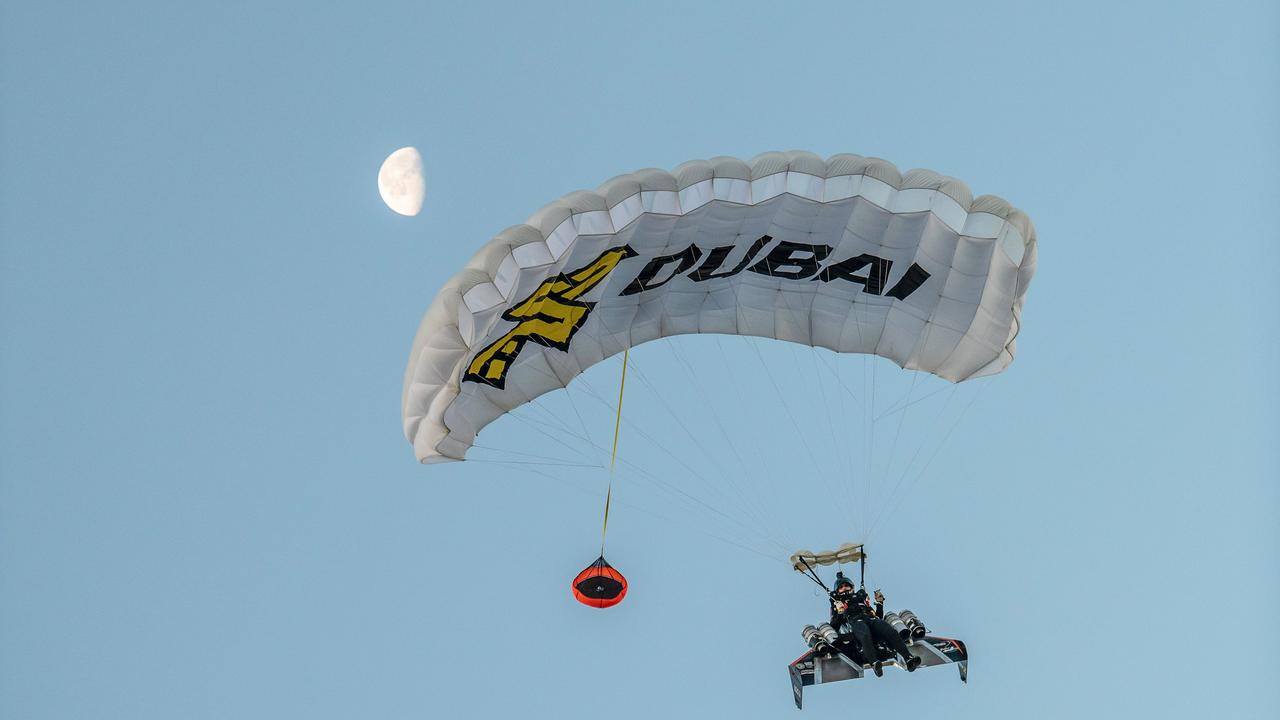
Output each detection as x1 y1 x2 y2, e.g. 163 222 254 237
2 2 1277 718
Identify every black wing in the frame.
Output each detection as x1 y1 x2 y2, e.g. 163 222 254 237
787 635 968 709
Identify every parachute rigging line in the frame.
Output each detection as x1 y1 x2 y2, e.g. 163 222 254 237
796 556 831 593
560 359 792 556
600 348 629 554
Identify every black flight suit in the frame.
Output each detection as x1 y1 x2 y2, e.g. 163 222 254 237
831 590 913 666
829 589 877 665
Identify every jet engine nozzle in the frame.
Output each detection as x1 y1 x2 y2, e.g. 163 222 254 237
884 612 910 640
801 624 822 649
899 610 927 640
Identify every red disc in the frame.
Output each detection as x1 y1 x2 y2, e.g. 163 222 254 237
571 556 628 608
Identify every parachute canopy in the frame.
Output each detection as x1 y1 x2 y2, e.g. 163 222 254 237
791 543 866 571
404 151 1036 463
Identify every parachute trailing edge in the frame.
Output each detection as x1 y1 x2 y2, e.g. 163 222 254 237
403 151 1037 464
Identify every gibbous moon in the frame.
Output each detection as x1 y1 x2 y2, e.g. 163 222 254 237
378 147 425 216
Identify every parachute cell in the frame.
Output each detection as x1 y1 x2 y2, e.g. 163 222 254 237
403 151 1037 464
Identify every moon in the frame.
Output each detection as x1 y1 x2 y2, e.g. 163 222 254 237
377 147 425 216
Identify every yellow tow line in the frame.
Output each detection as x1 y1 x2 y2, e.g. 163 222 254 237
600 348 628 553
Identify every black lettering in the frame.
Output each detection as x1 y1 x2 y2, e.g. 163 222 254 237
817 254 892 294
883 263 931 300
689 235 775 282
747 241 831 280
619 244 703 295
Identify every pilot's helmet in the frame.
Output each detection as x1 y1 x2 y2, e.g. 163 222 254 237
833 572 855 594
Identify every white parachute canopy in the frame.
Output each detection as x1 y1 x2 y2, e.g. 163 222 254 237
791 543 866 571
403 151 1036 464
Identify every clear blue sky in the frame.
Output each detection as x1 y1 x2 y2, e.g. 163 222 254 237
2 2 1277 718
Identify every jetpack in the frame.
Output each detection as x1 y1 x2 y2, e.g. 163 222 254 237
787 544 969 709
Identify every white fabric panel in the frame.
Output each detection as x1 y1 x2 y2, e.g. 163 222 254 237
462 283 503 313
641 190 680 215
547 219 577 259
404 151 1037 463
751 172 788 202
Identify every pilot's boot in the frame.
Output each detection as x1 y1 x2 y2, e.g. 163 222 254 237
872 661 884 677
904 655 922 672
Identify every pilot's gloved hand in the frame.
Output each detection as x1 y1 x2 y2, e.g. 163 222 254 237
873 589 885 604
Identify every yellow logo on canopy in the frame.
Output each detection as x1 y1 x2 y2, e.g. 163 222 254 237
464 245 637 388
